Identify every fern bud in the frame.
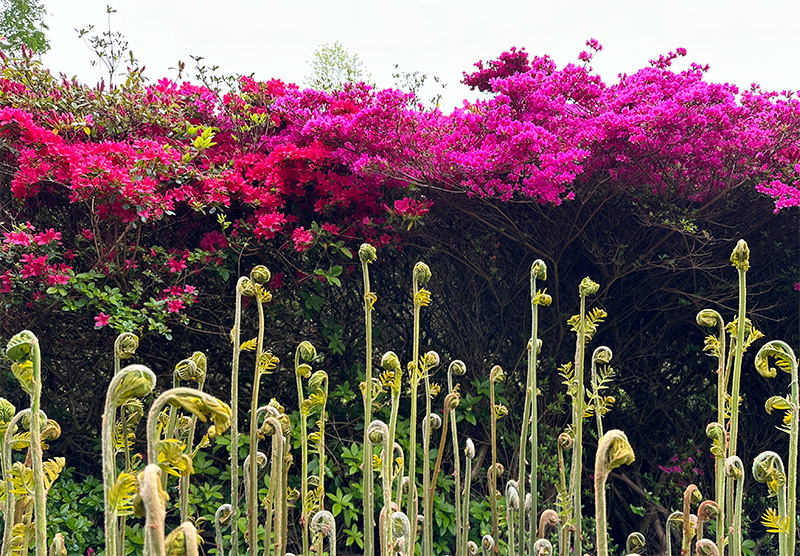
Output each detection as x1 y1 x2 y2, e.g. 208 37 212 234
298 341 317 362
531 259 547 281
468 540 479 556
465 438 475 459
448 359 466 376
695 539 720 556
538 509 560 539
481 534 494 552
165 521 201 556
191 352 207 379
724 456 744 479
115 333 139 360
506 480 520 510
41 419 61 442
626 531 646 555
0 398 16 422
489 365 505 383
358 243 377 264
424 350 440 367
444 391 461 413
592 346 613 365
174 359 198 381
250 265 271 285
413 261 431 284
308 370 327 391
49 533 67 556
239 278 257 297
6 330 36 362
533 538 553 556
696 309 723 328
579 277 599 296
381 351 401 373
730 239 750 271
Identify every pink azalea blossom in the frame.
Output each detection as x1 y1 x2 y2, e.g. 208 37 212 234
33 228 61 245
794 282 800 291
167 257 187 273
292 227 314 252
3 230 32 246
94 313 110 328
166 298 185 313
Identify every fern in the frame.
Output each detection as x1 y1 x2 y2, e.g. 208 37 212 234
761 508 790 534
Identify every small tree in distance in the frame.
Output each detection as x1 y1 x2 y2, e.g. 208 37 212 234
305 40 371 92
0 0 49 55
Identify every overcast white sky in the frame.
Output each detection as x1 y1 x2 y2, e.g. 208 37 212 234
40 0 800 111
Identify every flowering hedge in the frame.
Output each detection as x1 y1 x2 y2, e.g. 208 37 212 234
0 40 798 340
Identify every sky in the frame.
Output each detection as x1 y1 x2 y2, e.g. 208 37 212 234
39 0 800 111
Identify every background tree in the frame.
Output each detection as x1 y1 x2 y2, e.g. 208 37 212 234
0 0 49 55
305 40 371 92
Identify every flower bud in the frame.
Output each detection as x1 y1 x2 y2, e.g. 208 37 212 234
413 262 431 284
359 243 377 264
250 265 271 285
730 239 750 271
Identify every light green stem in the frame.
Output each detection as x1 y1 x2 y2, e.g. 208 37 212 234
230 276 247 556
571 289 587 556
362 253 375 556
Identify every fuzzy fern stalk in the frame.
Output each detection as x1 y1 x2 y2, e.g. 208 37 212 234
179 353 208 523
488 364 506 548
368 420 394 553
554 431 572 556
461 439 475 556
681 485 702 556
48 533 66 556
447 360 466 554
295 340 318 556
113 333 139 475
1 407 41 556
6 332 47 556
230 275 254 556
704 421 726 551
261 410 288 556
665 511 684 556
406 261 431 548
505 481 519 556
214 504 233 556
754 340 798 556
724 456 744 556
243 452 267 549
537 509 559 541
752 451 788 556
695 500 720 544
102 364 157 556
589 346 613 438
568 277 601 556
139 463 168 556
594 430 635 556
380 352 404 501
519 259 548 556
359 243 378 556
311 510 336 556
727 240 750 459
244 266 275 556
421 409 441 556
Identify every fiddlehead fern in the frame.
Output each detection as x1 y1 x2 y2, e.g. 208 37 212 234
520 259 549 556
625 531 646 555
724 456 744 556
368 420 393 554
461 439 475 556
214 504 233 556
505 481 519 556
537 509 559 540
310 510 336 556
752 450 788 556
588 346 613 439
359 243 378 556
681 485 702 556
695 500 720 543
488 364 505 549
754 340 797 556
533 538 553 556
480 535 494 556
164 522 201 556
447 359 466 554
695 539 720 556
102 364 156 556
704 421 726 551
5 331 46 556
594 430 635 556
391 511 411 556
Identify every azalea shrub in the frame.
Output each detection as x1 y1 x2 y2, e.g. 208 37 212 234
0 40 798 552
